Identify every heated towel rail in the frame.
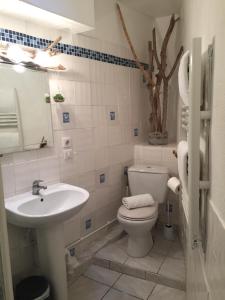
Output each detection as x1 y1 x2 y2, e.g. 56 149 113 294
181 38 212 252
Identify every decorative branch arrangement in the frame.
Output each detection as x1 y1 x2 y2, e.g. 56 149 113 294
117 3 184 144
0 36 66 71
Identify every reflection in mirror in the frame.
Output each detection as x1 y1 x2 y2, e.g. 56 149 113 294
0 63 53 154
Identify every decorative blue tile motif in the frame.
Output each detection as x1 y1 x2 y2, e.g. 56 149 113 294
110 111 116 120
99 173 106 184
134 128 139 136
69 247 76 257
0 28 148 69
63 112 70 123
85 219 92 230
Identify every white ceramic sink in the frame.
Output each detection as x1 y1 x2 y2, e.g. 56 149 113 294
5 183 89 228
5 182 89 300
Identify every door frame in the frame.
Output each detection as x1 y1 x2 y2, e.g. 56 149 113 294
0 163 14 300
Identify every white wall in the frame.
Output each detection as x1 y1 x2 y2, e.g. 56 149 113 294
180 1 225 299
85 0 154 62
0 0 154 63
22 0 95 27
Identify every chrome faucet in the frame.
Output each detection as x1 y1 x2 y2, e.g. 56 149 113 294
32 180 47 195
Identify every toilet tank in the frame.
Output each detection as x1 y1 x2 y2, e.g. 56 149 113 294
128 165 169 204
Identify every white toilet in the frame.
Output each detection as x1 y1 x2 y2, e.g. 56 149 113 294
117 165 169 258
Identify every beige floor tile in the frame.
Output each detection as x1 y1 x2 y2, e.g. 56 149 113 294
103 288 141 300
125 252 165 274
69 276 109 300
148 284 186 300
168 242 185 260
114 274 156 300
151 237 173 256
96 238 128 264
84 265 121 286
159 257 185 283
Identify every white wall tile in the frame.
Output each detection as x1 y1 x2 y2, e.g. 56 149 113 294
108 164 123 186
94 148 109 170
79 192 97 218
73 106 93 128
90 83 104 106
95 186 111 207
90 61 105 83
74 82 91 105
14 161 39 193
92 106 107 127
1 164 15 197
118 103 131 126
73 58 90 82
13 150 37 164
38 156 60 184
59 155 78 179
108 126 123 146
64 215 81 246
94 127 108 148
76 171 95 193
103 84 117 106
142 145 163 163
72 128 94 151
77 151 95 173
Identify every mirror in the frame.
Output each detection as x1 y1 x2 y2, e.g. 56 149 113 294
0 63 53 154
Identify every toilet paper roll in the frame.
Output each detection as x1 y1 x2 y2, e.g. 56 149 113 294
167 177 180 194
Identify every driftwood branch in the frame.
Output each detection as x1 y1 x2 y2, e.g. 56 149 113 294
45 36 62 54
152 28 161 71
157 14 183 132
116 2 183 137
161 14 176 59
116 3 155 87
167 46 184 80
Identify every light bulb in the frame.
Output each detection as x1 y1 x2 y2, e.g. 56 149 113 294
7 44 30 63
34 50 51 67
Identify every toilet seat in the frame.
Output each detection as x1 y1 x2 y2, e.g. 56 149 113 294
118 204 158 221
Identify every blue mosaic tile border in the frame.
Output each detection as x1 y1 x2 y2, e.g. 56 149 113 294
0 28 148 69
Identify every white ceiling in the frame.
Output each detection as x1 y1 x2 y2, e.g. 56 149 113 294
121 0 182 17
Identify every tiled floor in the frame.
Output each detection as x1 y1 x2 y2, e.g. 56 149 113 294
68 265 186 300
94 227 186 290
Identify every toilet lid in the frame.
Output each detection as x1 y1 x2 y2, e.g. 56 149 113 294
118 204 158 221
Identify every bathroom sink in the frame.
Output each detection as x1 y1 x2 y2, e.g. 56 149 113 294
5 183 89 299
5 183 89 228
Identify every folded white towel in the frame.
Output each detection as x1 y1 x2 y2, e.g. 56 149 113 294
122 194 155 210
178 50 190 105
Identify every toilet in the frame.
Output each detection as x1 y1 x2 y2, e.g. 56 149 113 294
117 165 169 258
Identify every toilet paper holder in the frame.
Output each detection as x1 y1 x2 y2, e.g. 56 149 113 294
172 150 177 158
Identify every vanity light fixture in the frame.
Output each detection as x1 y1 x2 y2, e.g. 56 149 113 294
0 36 66 71
7 44 30 63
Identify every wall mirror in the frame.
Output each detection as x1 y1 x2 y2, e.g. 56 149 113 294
0 63 53 154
